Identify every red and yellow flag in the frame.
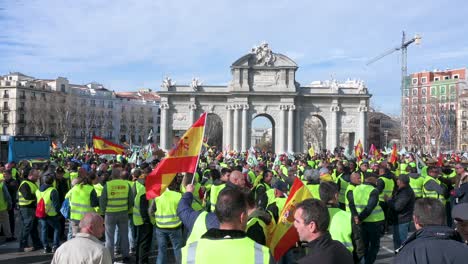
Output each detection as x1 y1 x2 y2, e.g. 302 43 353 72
146 112 207 199
354 140 363 161
269 177 313 261
92 136 125 155
389 143 398 165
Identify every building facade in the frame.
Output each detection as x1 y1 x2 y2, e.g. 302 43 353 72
0 72 160 146
367 111 401 149
402 68 466 153
158 43 371 153
458 92 468 151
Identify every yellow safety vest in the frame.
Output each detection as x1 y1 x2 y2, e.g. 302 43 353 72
306 183 320 200
36 187 58 217
133 181 146 226
18 180 38 206
353 184 384 222
182 236 271 264
336 174 350 204
246 213 268 246
422 177 445 203
93 183 104 214
70 172 79 182
154 189 182 228
378 177 395 202
0 182 7 211
69 184 95 221
105 179 129 213
409 175 424 198
344 185 356 212
328 207 353 252
209 183 226 212
186 211 208 245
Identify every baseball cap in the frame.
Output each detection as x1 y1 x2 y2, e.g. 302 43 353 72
272 180 288 193
452 203 468 222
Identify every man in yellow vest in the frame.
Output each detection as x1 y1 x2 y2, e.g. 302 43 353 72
132 170 152 264
266 180 288 223
0 174 13 242
376 167 396 231
348 176 385 264
149 180 183 264
246 191 272 246
254 170 273 209
36 174 61 253
67 177 99 237
177 183 220 245
181 188 272 263
99 168 133 263
422 166 448 203
320 181 364 262
18 167 42 251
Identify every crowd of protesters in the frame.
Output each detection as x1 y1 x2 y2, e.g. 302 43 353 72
0 146 467 263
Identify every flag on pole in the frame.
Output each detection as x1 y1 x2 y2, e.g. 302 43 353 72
389 143 398 165
354 140 363 161
247 147 258 167
269 177 313 261
52 141 58 149
146 113 207 199
147 129 154 143
92 136 125 155
369 144 376 158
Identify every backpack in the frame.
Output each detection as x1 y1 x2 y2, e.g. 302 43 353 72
36 197 46 218
60 198 70 219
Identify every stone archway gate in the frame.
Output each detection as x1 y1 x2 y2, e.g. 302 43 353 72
158 43 371 153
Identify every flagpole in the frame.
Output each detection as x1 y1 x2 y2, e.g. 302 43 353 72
191 112 208 185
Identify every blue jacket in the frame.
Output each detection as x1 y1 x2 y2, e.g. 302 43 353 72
177 192 219 236
395 225 468 264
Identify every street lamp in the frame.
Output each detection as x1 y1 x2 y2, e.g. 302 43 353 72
384 129 389 148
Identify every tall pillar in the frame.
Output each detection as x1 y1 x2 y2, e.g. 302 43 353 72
233 105 240 152
279 105 286 153
189 104 197 125
225 105 233 150
359 104 368 148
287 105 295 153
329 103 340 150
241 104 249 151
160 103 169 151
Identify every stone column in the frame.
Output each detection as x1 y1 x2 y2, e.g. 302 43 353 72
241 104 249 151
359 105 368 148
279 105 287 153
160 103 169 150
287 105 295 153
233 105 240 152
329 104 340 150
225 105 232 150
189 104 197 125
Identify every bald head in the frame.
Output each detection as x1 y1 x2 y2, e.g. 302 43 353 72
79 212 105 239
229 170 245 188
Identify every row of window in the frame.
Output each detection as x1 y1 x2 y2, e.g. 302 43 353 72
404 85 456 97
412 74 460 85
404 96 457 105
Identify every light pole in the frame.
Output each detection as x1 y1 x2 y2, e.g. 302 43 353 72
384 129 389 148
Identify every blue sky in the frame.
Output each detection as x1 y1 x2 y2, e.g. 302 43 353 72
1 0 468 123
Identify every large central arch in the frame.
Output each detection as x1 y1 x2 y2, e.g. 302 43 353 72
158 43 371 153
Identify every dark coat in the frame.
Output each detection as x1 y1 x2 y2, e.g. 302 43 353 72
297 232 353 264
387 185 415 224
395 225 468 264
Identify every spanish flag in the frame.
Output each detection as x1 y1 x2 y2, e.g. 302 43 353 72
92 136 125 155
354 140 363 161
389 143 398 165
269 177 313 261
146 112 207 199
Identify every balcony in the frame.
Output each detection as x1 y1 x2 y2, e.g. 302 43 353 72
19 95 26 100
3 94 9 98
2 120 9 126
2 107 10 112
17 120 25 124
18 107 25 112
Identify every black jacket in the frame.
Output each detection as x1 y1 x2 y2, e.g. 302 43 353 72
395 225 468 264
297 232 353 264
387 185 415 224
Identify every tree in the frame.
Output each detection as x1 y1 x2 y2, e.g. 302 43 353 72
204 114 223 149
303 116 324 151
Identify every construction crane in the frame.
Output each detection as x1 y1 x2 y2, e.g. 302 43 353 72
367 31 422 147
